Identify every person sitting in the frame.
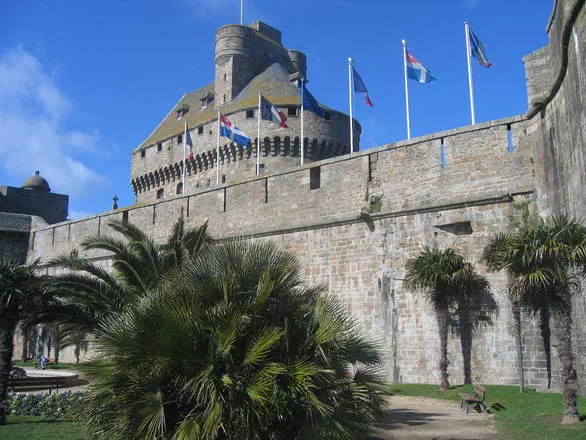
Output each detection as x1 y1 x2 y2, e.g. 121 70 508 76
40 355 49 370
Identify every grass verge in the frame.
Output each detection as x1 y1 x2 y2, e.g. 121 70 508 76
390 383 586 440
2 416 88 440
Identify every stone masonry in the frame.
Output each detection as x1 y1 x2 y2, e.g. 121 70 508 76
8 0 586 390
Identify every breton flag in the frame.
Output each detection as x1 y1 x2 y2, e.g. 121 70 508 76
406 51 437 83
184 122 194 160
219 114 251 146
260 95 288 128
351 65 373 107
469 26 493 68
301 84 326 118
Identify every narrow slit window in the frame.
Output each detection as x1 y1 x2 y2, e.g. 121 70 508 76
507 124 514 152
157 188 164 199
198 126 204 135
246 109 254 119
288 106 298 116
157 143 162 152
310 166 321 190
177 134 183 144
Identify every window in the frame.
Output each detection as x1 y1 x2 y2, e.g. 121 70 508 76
224 72 227 81
310 166 321 190
223 94 226 103
157 143 162 152
288 106 298 117
141 150 146 158
177 134 183 144
176 182 183 195
207 179 211 186
324 112 331 121
122 211 129 225
222 175 226 183
246 109 254 119
198 126 204 135
156 188 164 199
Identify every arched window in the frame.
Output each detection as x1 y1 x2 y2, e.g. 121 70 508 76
156 188 164 200
176 182 183 195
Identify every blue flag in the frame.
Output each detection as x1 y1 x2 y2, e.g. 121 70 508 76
301 84 326 118
469 27 492 68
352 65 374 107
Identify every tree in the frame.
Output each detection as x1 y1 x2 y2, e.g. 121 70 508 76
49 216 209 331
0 261 55 425
483 215 586 424
77 240 391 439
405 247 491 390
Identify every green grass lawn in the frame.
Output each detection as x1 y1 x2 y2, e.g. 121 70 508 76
2 416 88 440
391 383 586 440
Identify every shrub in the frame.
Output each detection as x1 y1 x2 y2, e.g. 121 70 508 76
8 392 85 418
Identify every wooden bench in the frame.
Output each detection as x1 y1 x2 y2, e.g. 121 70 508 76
459 385 488 414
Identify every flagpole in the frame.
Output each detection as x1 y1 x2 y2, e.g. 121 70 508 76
217 109 220 185
300 79 304 165
465 22 476 125
402 40 412 139
240 0 243 25
257 92 261 174
348 58 354 155
182 121 187 192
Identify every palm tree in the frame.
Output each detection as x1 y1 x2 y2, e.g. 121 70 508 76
405 247 491 390
0 261 57 425
49 215 209 329
77 240 391 440
483 215 586 424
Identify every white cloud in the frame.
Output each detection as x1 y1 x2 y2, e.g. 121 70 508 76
0 46 107 198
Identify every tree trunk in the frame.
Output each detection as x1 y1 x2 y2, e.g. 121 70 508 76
436 308 450 390
54 342 60 365
558 310 580 424
0 319 17 426
539 307 552 389
511 297 525 393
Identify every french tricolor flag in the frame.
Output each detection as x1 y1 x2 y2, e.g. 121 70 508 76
406 51 437 83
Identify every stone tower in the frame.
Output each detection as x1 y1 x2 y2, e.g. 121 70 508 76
130 21 360 204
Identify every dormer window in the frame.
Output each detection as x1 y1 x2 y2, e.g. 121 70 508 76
176 104 190 120
200 91 214 109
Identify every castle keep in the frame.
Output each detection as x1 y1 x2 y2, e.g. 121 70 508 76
131 21 359 204
3 0 585 391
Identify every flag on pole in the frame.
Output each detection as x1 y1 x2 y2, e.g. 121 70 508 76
219 114 251 146
260 95 288 128
301 85 326 118
351 65 373 107
406 51 437 83
469 26 492 68
184 122 194 160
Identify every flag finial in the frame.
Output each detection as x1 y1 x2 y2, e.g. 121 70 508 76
401 39 407 47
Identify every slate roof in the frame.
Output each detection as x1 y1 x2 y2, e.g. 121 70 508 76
136 63 317 152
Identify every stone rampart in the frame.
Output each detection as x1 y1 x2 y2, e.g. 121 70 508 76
26 116 551 386
523 0 586 392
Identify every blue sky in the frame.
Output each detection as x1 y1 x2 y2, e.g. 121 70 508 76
0 0 553 218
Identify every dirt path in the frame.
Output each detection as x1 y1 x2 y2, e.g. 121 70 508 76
372 395 497 440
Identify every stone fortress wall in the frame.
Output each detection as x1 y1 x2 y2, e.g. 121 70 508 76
522 0 586 394
16 0 586 389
